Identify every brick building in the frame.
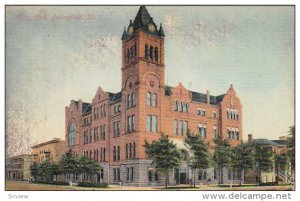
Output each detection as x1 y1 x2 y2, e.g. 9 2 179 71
65 6 242 186
31 138 65 164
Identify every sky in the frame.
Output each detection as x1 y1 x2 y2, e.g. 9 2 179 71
5 6 294 146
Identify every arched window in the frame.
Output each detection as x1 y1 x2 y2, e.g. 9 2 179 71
174 100 178 111
126 144 128 159
117 146 120 161
146 92 151 106
127 49 130 63
132 93 135 106
178 101 183 112
113 146 116 161
182 102 187 112
150 46 153 60
129 143 132 159
186 102 189 112
232 131 235 139
133 142 136 159
154 47 158 62
236 132 239 140
127 94 131 107
130 47 133 58
227 129 231 139
134 43 137 56
226 109 229 119
68 122 75 146
152 93 157 106
145 45 149 59
236 112 239 120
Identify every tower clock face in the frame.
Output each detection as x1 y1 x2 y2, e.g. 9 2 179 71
148 23 155 32
128 26 134 35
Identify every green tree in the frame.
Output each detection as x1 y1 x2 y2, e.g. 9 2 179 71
30 162 39 181
274 153 288 183
184 131 210 187
77 156 101 181
144 135 182 188
213 136 233 184
254 145 274 184
231 142 254 184
58 150 78 180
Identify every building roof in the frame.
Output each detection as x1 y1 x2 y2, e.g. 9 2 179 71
271 140 287 146
164 85 225 105
108 91 122 103
82 102 91 115
31 138 64 149
252 139 281 146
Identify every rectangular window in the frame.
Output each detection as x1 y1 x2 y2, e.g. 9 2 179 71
146 115 151 132
146 93 151 106
148 171 153 182
128 116 131 132
89 129 92 143
117 121 120 136
132 93 135 106
127 94 131 107
179 120 183 135
152 93 157 106
131 167 134 181
126 167 130 181
132 116 135 131
152 116 157 133
183 121 188 136
174 120 178 135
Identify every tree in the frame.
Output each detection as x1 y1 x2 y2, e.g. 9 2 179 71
274 153 288 183
231 142 254 183
184 131 210 187
30 162 39 181
144 135 182 188
77 156 101 181
287 126 295 176
58 150 79 180
254 145 274 184
213 136 233 184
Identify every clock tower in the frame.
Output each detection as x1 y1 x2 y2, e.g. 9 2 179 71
120 6 166 159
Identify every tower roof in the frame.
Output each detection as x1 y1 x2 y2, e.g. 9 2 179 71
122 6 165 40
133 6 152 29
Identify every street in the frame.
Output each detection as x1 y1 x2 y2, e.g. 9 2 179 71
5 180 294 191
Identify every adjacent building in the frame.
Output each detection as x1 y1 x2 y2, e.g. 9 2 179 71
5 154 33 181
244 134 291 184
65 6 243 186
31 138 65 164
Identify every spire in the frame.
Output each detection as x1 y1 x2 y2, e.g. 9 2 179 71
133 5 152 28
121 27 129 40
158 23 165 37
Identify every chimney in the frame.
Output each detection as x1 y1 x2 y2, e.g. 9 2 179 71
248 134 253 143
206 90 210 104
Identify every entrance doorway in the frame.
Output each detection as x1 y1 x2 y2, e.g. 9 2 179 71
180 173 187 184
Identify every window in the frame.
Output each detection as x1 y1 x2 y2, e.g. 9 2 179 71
126 144 128 159
145 44 149 59
117 146 120 161
213 126 217 138
150 46 153 60
178 101 183 111
103 148 106 161
227 129 231 139
132 93 135 106
129 143 132 159
183 121 188 136
146 92 151 106
174 119 178 135
179 120 183 135
131 167 134 180
152 93 157 106
132 116 135 131
183 103 187 112
113 146 116 161
154 47 158 62
212 111 217 119
133 142 136 159
186 102 188 112
100 148 103 161
198 170 207 180
127 116 135 133
198 124 206 138
89 129 92 143
127 94 131 107
146 115 157 133
126 167 130 181
148 171 153 181
236 131 239 140
174 100 178 111
68 123 75 146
